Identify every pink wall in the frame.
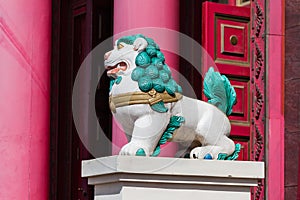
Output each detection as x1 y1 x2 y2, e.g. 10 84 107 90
112 0 179 156
0 1 51 199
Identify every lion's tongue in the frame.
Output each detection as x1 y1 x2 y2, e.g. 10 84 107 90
109 67 120 74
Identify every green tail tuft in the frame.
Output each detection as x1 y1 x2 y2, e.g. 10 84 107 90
222 75 237 115
203 67 237 116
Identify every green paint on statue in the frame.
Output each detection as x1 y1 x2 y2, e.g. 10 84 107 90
150 101 168 113
151 116 185 157
217 143 241 160
136 148 146 156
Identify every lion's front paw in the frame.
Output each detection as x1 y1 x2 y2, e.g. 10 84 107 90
119 142 150 156
190 146 222 160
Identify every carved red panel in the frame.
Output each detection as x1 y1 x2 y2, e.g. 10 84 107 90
216 18 249 64
228 78 250 138
222 25 245 54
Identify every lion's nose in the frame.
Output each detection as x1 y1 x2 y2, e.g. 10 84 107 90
104 51 112 60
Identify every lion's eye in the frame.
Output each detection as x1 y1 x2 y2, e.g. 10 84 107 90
118 44 124 50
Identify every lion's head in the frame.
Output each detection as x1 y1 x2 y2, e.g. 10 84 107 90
104 34 182 96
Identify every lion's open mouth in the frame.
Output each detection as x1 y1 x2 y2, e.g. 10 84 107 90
105 61 127 78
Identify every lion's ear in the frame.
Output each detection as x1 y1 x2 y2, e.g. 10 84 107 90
133 37 148 52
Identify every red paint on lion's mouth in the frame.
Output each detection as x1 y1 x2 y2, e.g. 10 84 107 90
105 62 127 77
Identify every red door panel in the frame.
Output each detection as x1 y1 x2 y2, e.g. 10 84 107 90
229 79 250 123
216 17 249 64
202 2 250 160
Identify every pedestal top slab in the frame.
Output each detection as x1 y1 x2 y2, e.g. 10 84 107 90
82 156 264 179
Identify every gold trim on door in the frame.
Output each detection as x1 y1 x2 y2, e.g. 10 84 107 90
236 0 250 7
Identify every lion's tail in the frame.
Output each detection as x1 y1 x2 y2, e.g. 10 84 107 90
203 67 236 116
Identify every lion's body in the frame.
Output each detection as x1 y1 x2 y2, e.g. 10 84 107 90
104 35 236 159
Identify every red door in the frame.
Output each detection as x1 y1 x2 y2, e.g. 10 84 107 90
202 2 250 161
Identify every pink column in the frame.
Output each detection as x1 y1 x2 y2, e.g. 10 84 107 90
266 0 285 199
0 1 51 199
112 0 179 156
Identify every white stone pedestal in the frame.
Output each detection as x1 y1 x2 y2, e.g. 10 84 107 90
82 156 264 200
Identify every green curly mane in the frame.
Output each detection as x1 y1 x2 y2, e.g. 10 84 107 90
118 34 182 96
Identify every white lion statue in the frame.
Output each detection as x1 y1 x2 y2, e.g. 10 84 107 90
104 34 240 160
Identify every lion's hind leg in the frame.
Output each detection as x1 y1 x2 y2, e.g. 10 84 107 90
190 135 235 160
